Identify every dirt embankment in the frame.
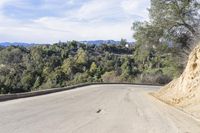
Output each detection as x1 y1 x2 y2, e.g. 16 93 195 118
153 44 200 118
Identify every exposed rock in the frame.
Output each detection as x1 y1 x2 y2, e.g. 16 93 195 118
153 44 200 118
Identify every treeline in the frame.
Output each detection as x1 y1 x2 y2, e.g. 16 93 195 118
0 41 181 94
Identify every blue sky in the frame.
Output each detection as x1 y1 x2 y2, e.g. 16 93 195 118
0 0 150 43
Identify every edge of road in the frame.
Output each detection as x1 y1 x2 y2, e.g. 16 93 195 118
0 82 162 102
150 93 200 122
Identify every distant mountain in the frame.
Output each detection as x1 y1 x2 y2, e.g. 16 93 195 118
80 40 119 45
0 42 37 47
80 40 133 45
0 40 134 47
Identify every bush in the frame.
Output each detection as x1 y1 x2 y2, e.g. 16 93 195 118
139 72 172 85
101 71 121 83
72 72 90 84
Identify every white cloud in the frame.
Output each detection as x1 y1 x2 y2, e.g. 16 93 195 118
121 0 141 12
121 0 150 20
0 0 150 43
0 0 9 7
74 0 114 20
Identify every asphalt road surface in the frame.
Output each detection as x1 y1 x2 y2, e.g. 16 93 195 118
0 84 200 133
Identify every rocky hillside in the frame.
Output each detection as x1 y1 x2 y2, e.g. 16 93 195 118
153 44 200 118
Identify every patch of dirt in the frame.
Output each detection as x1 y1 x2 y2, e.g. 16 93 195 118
153 43 200 119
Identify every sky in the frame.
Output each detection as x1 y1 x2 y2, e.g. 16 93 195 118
0 0 150 43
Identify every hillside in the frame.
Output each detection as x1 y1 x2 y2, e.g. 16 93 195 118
0 41 179 94
153 43 200 119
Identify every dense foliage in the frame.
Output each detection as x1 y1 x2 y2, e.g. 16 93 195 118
133 0 200 64
0 41 181 94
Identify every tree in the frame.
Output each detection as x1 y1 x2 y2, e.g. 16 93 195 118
89 62 97 75
150 0 199 36
61 58 75 80
132 22 164 68
120 57 132 80
120 38 127 47
68 40 78 49
45 68 65 88
133 0 200 57
32 76 42 90
0 46 26 65
75 48 88 65
72 72 90 84
21 72 35 91
101 71 120 83
151 0 200 49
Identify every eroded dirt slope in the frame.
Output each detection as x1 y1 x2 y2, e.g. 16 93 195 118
153 44 200 118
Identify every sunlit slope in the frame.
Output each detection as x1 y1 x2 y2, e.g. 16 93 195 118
154 44 200 118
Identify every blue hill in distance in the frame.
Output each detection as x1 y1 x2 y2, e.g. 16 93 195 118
80 40 133 45
0 40 134 47
0 42 37 47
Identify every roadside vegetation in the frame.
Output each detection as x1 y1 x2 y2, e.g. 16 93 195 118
0 41 179 94
0 0 199 94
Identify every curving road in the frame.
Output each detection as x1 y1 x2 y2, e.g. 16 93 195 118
0 84 200 133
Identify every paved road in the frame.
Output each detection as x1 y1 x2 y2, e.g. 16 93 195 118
0 84 200 133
